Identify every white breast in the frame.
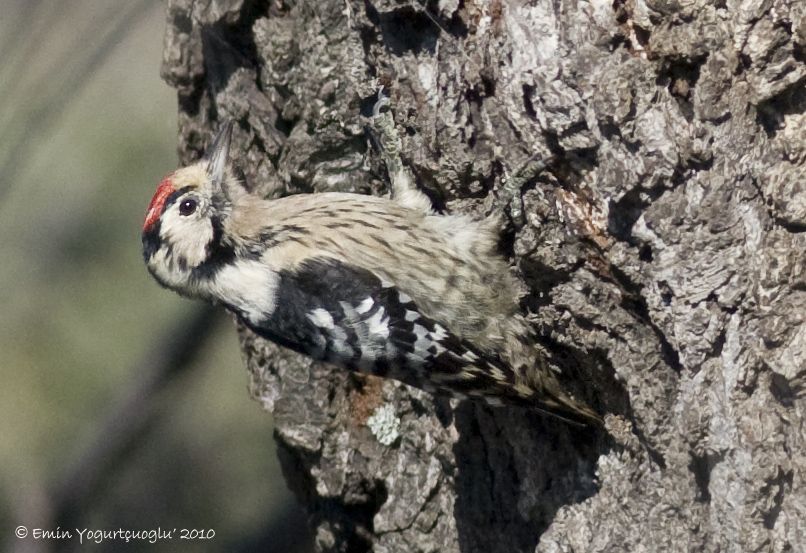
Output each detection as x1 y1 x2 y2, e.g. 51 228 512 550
208 259 280 324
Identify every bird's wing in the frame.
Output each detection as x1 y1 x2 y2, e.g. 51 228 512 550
244 256 513 399
243 256 600 426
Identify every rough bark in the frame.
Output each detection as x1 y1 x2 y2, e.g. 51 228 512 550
161 0 805 551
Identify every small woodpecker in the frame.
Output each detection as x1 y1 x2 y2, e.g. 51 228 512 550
142 118 601 426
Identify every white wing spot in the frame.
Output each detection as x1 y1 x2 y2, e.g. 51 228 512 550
398 291 412 303
355 297 374 314
404 310 419 322
431 324 449 341
366 308 390 338
412 324 433 359
330 327 352 354
307 308 335 329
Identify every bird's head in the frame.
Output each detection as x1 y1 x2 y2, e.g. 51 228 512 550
142 120 241 294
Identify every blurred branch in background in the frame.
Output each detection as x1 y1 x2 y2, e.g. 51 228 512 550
0 0 152 204
0 0 63 100
12 303 311 553
0 0 43 76
7 304 218 553
48 304 220 530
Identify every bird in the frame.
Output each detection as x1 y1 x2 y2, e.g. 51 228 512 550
141 119 601 426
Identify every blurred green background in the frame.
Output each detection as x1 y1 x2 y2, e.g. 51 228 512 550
0 1 309 551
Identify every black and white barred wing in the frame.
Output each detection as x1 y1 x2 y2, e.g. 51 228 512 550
249 257 514 403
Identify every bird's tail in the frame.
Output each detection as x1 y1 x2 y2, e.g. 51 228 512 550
528 385 603 427
474 352 602 426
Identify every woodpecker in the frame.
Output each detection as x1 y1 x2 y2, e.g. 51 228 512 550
142 119 601 426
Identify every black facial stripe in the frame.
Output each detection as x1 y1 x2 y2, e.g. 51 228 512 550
163 186 195 213
142 220 161 261
190 214 236 280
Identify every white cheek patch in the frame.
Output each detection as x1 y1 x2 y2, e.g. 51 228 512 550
149 246 189 289
160 211 214 269
210 260 279 324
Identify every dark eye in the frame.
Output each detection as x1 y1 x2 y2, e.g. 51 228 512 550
179 198 197 216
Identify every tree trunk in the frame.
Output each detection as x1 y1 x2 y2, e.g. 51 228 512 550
161 1 806 551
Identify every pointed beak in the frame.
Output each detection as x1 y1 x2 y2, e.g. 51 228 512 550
204 119 234 184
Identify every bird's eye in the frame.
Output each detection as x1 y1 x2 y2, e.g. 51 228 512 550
179 198 197 216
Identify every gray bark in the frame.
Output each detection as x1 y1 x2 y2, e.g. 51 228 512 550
161 0 805 551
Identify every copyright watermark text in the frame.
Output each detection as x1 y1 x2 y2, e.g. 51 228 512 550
14 526 214 544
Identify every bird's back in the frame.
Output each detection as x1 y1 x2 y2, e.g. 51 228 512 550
229 192 523 352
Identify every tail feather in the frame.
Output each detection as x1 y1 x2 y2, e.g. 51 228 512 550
531 388 603 427
468 349 602 427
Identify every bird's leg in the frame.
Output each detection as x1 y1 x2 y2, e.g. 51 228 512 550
493 151 555 227
369 87 434 214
